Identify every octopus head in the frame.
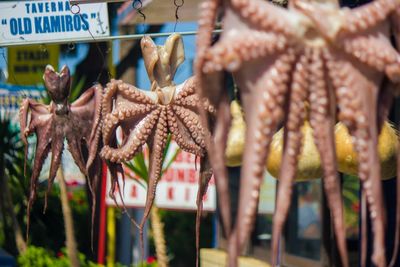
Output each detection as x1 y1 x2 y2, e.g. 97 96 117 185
43 65 71 115
141 33 185 90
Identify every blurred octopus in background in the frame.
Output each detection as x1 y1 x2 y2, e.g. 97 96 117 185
194 0 400 266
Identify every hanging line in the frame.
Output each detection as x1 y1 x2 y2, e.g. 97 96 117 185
64 42 76 74
69 1 113 82
132 0 146 22
173 0 184 32
0 47 27 96
0 30 223 48
132 0 147 34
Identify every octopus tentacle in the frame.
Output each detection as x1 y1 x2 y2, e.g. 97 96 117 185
342 0 400 34
103 80 155 116
71 85 99 107
196 0 220 67
174 79 215 114
326 53 386 267
87 155 101 249
19 99 31 147
341 35 400 82
45 132 65 211
308 48 349 267
207 93 232 237
101 108 160 162
271 51 310 266
27 138 51 237
388 13 400 265
75 85 103 170
139 108 169 255
102 80 120 115
378 81 395 129
172 105 206 148
19 99 32 175
230 0 293 36
174 94 200 110
174 77 196 100
102 104 155 144
202 32 287 73
235 50 295 257
66 136 87 175
117 82 156 105
167 106 204 156
195 156 213 267
195 0 231 242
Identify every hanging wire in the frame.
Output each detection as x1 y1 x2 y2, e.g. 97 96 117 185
70 3 81 14
68 1 110 83
0 48 22 89
68 42 76 51
132 0 147 35
132 0 146 22
173 0 184 32
63 42 76 69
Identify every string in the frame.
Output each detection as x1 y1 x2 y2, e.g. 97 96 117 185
133 0 147 34
64 42 76 74
69 1 112 82
132 0 146 22
173 0 184 32
0 47 26 97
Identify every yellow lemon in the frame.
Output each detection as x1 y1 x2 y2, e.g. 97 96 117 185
335 121 397 180
224 100 397 180
225 100 246 167
267 121 323 181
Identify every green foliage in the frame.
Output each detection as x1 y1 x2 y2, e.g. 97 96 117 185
17 246 102 267
342 174 360 238
0 116 29 254
160 211 213 267
123 134 180 183
132 261 158 267
25 186 93 259
17 246 55 267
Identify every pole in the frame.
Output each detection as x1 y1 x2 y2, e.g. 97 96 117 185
97 162 108 264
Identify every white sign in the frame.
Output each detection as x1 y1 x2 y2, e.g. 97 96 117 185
0 1 109 46
105 146 216 211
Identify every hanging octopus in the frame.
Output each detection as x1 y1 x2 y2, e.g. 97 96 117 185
100 33 214 262
19 65 103 232
195 0 400 266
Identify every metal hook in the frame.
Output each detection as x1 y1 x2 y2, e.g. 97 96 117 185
70 3 81 14
68 43 76 51
173 0 184 32
132 0 146 21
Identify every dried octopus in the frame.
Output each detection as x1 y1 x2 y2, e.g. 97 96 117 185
195 0 400 266
100 33 214 261
19 65 103 233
